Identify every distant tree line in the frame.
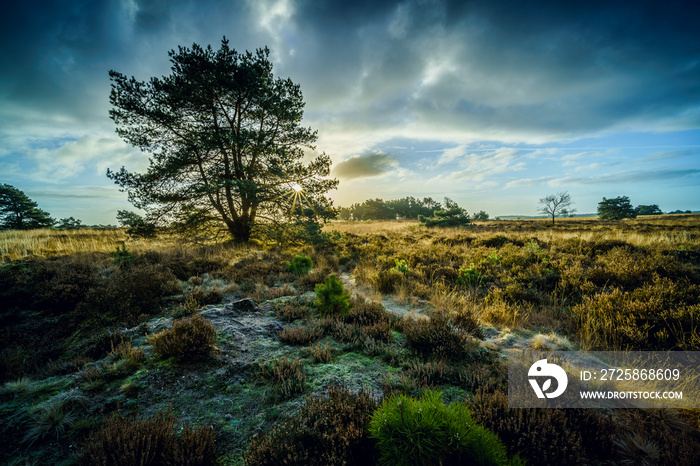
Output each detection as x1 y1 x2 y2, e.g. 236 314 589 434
596 196 689 220
0 184 119 231
338 197 488 222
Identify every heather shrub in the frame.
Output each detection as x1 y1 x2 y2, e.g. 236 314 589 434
75 263 180 327
276 302 310 322
190 287 223 306
258 356 307 399
41 261 100 314
148 314 217 359
278 322 323 346
287 254 313 275
345 300 391 327
449 307 483 339
402 312 477 360
469 389 617 465
244 386 378 465
314 274 351 317
307 342 332 363
431 266 459 284
76 411 216 465
374 268 405 294
368 389 518 466
297 266 334 292
573 278 700 350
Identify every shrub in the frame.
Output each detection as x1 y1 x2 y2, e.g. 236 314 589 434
110 242 134 267
469 389 617 465
393 259 409 275
277 322 323 346
449 307 484 339
456 263 485 288
374 268 405 294
190 287 223 306
314 274 351 318
368 389 517 466
244 385 377 465
287 254 313 275
258 356 307 399
345 300 392 327
572 278 700 350
308 342 332 363
76 411 216 465
148 314 217 359
276 302 310 322
402 312 476 360
74 263 180 327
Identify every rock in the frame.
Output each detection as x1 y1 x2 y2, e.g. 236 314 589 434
225 298 259 313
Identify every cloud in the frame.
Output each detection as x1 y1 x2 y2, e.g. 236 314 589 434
25 135 146 182
551 169 700 186
439 148 525 181
437 145 468 165
505 176 556 189
332 152 399 180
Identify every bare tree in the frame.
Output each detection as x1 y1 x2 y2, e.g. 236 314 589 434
538 192 575 225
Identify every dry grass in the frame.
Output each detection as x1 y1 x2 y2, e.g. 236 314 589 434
327 214 700 247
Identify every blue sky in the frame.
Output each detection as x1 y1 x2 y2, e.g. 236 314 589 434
1 0 699 223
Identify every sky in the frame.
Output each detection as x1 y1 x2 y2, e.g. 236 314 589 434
1 0 699 224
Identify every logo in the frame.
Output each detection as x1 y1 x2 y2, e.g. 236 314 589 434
528 359 568 399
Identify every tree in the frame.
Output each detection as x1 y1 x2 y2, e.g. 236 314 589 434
472 210 489 221
538 192 575 225
107 38 337 242
116 210 157 239
0 184 54 230
56 217 83 229
635 204 663 216
597 196 637 220
419 198 470 227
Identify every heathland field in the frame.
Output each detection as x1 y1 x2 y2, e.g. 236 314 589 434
1 215 699 464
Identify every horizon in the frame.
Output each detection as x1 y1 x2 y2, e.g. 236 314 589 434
2 0 699 224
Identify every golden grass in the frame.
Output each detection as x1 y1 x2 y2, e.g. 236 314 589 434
326 214 700 248
0 228 262 264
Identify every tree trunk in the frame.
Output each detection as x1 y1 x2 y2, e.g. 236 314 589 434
552 214 555 225
228 217 252 243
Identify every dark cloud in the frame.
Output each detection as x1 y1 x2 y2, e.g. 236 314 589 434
332 152 399 179
1 0 699 220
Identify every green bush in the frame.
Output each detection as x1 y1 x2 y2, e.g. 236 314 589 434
456 263 485 288
76 411 216 465
110 242 134 267
245 385 377 465
368 389 518 466
148 314 217 359
314 274 351 318
287 254 314 275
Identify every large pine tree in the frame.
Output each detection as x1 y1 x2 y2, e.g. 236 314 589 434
108 38 337 242
0 184 54 230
